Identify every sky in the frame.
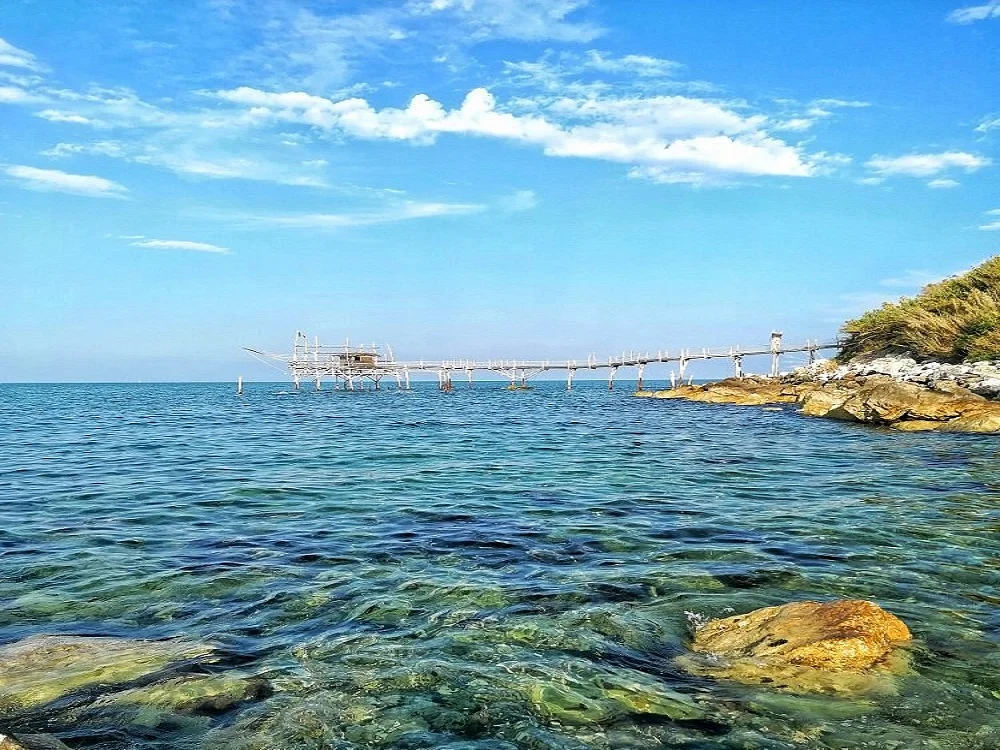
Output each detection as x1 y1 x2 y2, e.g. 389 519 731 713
1 0 999 382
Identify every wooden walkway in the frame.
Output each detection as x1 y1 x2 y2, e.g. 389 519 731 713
245 331 838 391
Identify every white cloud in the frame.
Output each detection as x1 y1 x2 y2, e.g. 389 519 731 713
581 50 681 77
41 138 329 188
980 208 1000 231
773 118 814 132
409 0 603 42
768 98 871 131
857 176 885 185
0 38 44 71
865 151 991 177
35 109 99 125
498 189 538 211
230 200 486 229
976 116 1000 134
927 178 960 188
4 165 128 198
130 239 231 254
0 85 43 103
213 86 819 185
947 1 1000 24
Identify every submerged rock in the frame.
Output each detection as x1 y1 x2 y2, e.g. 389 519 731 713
0 734 70 750
598 676 703 720
679 599 912 694
0 635 214 713
525 682 610 725
95 673 266 713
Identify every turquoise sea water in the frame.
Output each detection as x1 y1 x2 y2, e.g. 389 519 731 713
1 381 999 749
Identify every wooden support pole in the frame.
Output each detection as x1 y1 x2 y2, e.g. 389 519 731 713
770 331 783 378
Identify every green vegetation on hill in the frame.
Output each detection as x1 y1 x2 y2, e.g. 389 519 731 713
839 256 1000 363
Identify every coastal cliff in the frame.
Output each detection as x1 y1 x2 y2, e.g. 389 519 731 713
637 256 1000 433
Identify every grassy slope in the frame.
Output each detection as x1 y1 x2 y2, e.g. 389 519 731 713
839 256 1000 363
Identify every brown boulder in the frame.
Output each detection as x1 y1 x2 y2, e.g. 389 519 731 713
636 378 796 406
679 600 912 694
797 387 856 420
796 378 1000 432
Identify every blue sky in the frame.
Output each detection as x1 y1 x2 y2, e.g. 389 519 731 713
1 0 998 381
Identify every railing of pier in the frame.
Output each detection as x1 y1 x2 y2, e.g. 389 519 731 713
245 333 839 393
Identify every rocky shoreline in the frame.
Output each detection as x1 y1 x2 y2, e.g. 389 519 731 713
636 355 1000 433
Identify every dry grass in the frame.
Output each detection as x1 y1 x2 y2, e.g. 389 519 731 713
839 256 1000 362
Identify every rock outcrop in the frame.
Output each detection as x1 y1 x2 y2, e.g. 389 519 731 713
679 599 912 694
797 378 1000 432
793 355 1000 398
635 377 799 406
636 370 1000 432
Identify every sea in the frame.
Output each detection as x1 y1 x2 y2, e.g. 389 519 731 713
1 381 998 749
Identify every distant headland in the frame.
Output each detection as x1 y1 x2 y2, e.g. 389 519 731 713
637 256 1000 433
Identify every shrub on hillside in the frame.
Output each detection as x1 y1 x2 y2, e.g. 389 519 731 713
839 256 1000 362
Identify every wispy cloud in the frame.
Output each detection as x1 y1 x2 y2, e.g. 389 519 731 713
498 189 538 212
976 116 1000 134
580 50 681 77
42 139 329 188
947 1 1000 24
228 200 486 229
865 151 991 177
980 208 1000 231
4 165 128 198
0 37 45 71
129 238 231 254
409 0 603 42
927 178 960 188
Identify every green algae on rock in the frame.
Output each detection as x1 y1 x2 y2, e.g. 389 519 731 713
524 682 611 725
0 635 215 713
0 735 71 750
95 673 266 713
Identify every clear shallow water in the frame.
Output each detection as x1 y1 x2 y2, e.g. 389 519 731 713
1 381 999 749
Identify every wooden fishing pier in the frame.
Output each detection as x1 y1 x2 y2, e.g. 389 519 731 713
244 331 838 391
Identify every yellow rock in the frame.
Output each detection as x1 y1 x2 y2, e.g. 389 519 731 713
679 599 912 695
